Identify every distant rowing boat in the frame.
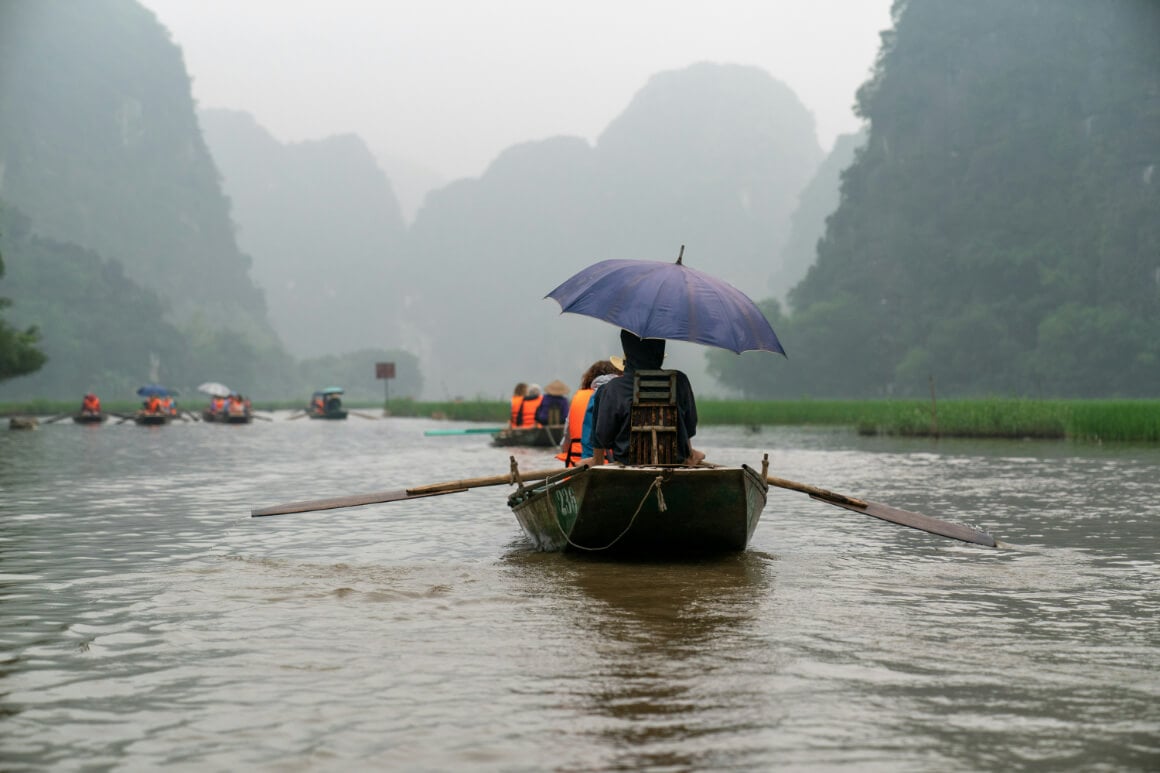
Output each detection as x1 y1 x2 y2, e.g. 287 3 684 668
491 425 564 448
308 388 348 420
203 410 252 424
72 413 107 424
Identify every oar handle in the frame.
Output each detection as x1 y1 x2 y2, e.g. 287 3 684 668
405 466 571 496
765 475 868 508
251 462 585 517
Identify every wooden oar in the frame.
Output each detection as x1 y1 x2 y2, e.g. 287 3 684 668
286 410 309 421
350 411 380 420
251 465 578 517
183 410 201 422
424 427 505 436
43 412 74 424
765 474 997 547
251 413 274 422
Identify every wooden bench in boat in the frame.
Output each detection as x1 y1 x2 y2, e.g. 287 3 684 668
629 369 680 466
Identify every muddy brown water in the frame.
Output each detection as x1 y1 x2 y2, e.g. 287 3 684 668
2 416 1157 771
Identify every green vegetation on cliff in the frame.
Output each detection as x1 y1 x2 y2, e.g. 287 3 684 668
0 233 45 382
713 0 1160 399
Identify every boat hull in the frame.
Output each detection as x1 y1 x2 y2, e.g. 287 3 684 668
135 413 170 426
204 410 252 424
507 464 768 555
72 413 107 424
492 425 564 447
308 410 347 420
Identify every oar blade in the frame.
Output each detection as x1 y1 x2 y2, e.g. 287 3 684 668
810 495 997 547
423 427 504 436
251 486 467 517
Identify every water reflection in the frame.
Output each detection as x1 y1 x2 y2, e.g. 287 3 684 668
502 551 777 770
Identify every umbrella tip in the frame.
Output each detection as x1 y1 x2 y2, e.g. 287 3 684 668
676 245 684 265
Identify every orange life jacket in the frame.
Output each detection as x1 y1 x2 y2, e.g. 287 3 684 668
519 396 542 427
146 396 161 413
555 388 594 466
82 395 100 413
510 395 542 427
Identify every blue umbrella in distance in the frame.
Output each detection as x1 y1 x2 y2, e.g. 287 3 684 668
546 246 786 356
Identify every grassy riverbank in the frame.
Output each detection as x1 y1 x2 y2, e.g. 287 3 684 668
385 397 1160 443
5 398 1158 442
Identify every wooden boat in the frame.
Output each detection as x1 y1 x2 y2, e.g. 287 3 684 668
308 406 347 420
507 463 769 555
72 412 107 424
203 409 252 424
491 425 565 447
308 388 348 420
135 412 170 426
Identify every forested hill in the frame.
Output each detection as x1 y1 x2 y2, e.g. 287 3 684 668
0 0 273 339
713 0 1160 399
402 62 822 398
198 109 409 359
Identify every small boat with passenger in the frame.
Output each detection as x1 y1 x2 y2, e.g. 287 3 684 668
308 387 348 420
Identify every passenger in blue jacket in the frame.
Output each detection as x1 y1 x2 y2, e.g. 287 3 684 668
534 380 570 426
591 330 703 465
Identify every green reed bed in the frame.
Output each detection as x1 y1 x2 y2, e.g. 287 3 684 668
6 397 1158 442
699 399 1160 442
1065 401 1160 442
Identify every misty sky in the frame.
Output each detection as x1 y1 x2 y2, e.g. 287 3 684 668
142 0 892 182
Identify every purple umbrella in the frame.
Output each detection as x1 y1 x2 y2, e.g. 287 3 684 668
545 247 786 356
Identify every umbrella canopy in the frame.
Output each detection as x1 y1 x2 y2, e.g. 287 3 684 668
197 382 232 398
137 383 175 397
319 386 345 395
546 249 786 356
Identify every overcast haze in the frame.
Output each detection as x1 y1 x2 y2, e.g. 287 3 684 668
142 0 892 184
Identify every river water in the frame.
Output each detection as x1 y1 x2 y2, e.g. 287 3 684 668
1 414 1157 771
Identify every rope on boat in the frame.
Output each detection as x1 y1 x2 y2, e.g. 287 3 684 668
563 474 665 552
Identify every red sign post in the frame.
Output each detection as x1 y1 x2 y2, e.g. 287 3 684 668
375 362 396 414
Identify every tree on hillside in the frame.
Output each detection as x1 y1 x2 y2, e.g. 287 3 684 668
0 234 47 382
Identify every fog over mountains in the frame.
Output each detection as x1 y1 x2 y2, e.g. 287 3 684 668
8 0 1150 402
199 109 409 359
205 62 825 398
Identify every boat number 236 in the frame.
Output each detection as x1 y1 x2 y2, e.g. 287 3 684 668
552 487 578 520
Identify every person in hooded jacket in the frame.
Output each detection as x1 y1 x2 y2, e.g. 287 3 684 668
591 329 704 466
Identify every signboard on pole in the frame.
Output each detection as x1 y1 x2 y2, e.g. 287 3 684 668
375 362 396 415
